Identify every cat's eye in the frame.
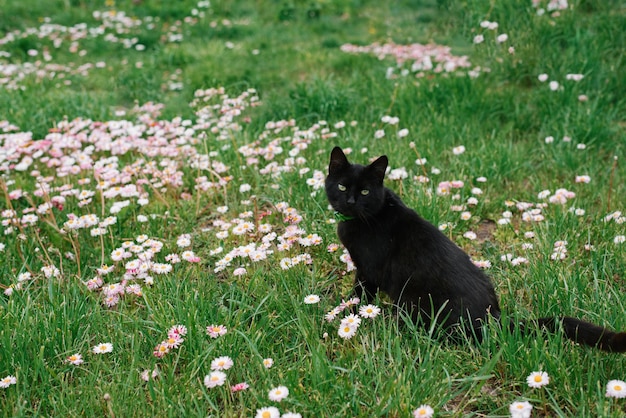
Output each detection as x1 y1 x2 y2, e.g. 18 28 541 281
361 189 369 196
338 184 346 191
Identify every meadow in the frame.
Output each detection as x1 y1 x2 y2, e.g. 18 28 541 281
0 0 625 416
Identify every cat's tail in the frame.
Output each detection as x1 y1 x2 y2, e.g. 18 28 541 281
532 317 626 352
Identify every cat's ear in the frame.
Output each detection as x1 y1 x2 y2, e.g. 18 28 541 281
368 155 388 182
329 146 350 174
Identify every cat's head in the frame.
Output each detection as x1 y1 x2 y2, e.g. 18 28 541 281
325 146 388 220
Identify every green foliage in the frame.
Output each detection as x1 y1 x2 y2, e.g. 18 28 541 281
0 0 625 416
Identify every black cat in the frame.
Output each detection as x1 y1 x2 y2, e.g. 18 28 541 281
325 146 626 352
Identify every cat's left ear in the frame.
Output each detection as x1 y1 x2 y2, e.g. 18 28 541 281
368 155 388 182
329 146 350 174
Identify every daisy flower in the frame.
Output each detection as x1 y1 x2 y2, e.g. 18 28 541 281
204 371 227 388
279 257 293 269
263 358 274 369
412 404 434 417
338 324 358 339
526 371 549 388
606 380 626 398
110 248 128 261
153 342 170 358
233 267 247 276
463 231 477 240
0 375 16 388
452 145 466 155
340 297 360 309
359 304 381 318
168 325 188 338
211 356 234 371
340 314 362 328
92 342 113 354
163 334 184 349
231 382 249 392
4 285 15 296
304 294 320 304
125 259 141 271
102 283 124 296
325 307 341 322
181 250 200 262
473 259 492 269
151 263 172 274
85 277 103 290
206 324 227 338
103 295 120 307
176 234 192 248
282 413 302 418
255 407 280 418
126 284 142 296
509 401 533 418
65 353 84 365
268 385 289 402
140 367 160 382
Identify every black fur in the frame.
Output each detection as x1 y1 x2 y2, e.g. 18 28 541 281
325 146 626 352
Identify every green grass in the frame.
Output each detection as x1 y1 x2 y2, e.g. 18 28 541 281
0 0 625 416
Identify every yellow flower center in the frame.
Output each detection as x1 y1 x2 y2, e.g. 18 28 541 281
534 375 543 382
615 385 623 391
262 412 270 418
344 327 351 333
516 404 524 409
417 410 427 416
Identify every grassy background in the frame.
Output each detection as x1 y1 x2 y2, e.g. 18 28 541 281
0 0 625 416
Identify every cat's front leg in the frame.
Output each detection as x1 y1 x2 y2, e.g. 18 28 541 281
354 271 378 302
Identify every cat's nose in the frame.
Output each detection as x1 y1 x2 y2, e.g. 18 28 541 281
347 196 355 204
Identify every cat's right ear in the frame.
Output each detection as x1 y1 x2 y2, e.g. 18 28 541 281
329 146 349 175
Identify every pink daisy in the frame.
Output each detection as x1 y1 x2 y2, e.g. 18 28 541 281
206 324 227 338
